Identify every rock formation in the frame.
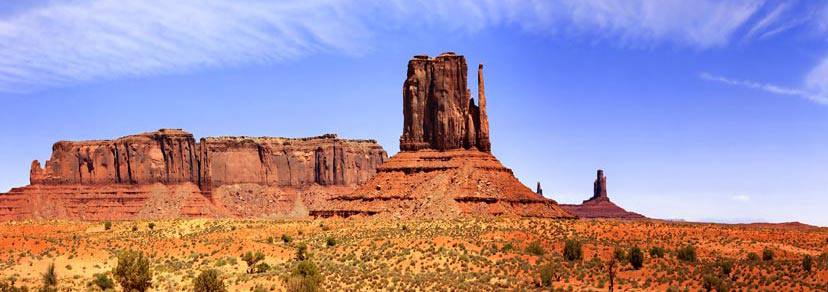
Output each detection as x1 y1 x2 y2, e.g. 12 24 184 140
0 130 387 220
536 182 543 196
315 53 573 218
400 53 490 152
560 169 645 219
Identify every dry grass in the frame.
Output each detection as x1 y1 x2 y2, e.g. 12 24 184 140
0 218 825 291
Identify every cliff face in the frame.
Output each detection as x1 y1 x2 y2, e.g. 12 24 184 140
400 52 490 152
316 53 572 218
29 130 386 190
2 130 386 220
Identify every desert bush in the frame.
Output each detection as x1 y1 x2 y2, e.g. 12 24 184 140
525 241 544 256
254 263 271 273
113 250 152 292
716 258 734 276
746 252 760 263
762 248 773 262
326 237 336 247
702 274 728 292
147 222 155 230
501 242 514 252
296 244 308 261
802 255 813 273
193 269 226 292
613 247 626 262
282 234 292 243
563 238 582 262
38 263 58 292
539 261 563 287
649 246 665 258
241 251 265 274
104 221 112 231
287 260 321 292
91 273 114 290
676 245 696 262
628 246 643 270
131 226 138 232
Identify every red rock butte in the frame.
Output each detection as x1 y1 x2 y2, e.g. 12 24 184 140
560 169 645 219
0 130 387 220
314 52 574 218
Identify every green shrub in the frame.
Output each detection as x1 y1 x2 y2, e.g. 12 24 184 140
502 242 514 252
254 263 271 273
525 241 544 256
762 248 773 262
41 263 57 289
287 260 321 292
628 246 643 270
241 251 265 274
193 269 226 292
563 238 582 262
702 274 728 292
113 250 152 292
91 273 114 290
539 262 562 287
281 234 292 243
649 246 665 258
296 244 308 261
716 258 734 276
613 247 626 262
147 222 155 230
802 255 813 273
746 252 760 263
676 245 696 262
326 237 336 247
104 221 112 231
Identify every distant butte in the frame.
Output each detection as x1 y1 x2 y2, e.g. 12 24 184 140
0 130 387 220
560 169 645 219
314 53 573 218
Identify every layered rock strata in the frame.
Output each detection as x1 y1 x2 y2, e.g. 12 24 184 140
0 130 386 220
560 170 645 219
314 53 573 218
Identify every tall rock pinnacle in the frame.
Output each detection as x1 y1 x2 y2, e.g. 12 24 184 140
400 52 491 152
593 169 608 200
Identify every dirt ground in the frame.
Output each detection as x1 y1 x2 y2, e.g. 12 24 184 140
0 218 826 291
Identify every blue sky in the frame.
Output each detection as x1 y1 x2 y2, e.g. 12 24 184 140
0 0 827 225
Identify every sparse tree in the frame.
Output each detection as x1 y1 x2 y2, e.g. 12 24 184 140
113 250 152 292
563 238 582 262
762 248 774 262
607 258 617 292
287 260 320 292
803 255 813 273
103 221 112 231
241 251 265 274
628 246 644 270
193 269 226 292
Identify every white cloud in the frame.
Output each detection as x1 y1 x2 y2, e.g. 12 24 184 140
700 72 828 105
0 0 774 91
731 195 751 202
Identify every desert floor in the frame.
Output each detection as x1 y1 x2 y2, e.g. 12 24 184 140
0 218 826 291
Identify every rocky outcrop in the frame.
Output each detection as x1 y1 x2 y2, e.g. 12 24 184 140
1 130 387 220
560 169 645 219
315 53 573 218
28 130 386 190
400 52 490 152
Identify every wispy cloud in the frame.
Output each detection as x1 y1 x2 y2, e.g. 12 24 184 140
699 72 828 105
731 194 751 202
0 0 781 92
